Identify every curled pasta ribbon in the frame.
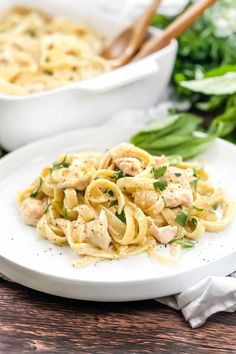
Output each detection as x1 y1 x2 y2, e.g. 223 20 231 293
99 143 154 169
85 178 125 214
92 169 116 181
117 177 155 193
201 200 236 232
133 189 164 218
104 202 147 246
37 215 67 245
186 219 205 240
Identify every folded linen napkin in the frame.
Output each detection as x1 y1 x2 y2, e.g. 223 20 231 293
1 103 236 328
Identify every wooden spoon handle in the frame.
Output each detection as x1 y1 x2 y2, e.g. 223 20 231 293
121 0 161 64
134 0 161 35
135 0 217 60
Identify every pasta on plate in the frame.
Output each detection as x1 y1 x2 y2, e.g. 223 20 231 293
0 7 111 95
18 143 235 267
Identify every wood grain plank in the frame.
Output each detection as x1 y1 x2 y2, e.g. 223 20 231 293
0 279 236 354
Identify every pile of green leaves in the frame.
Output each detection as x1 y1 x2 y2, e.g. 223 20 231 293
152 0 236 101
147 0 236 151
131 94 236 159
181 68 236 144
131 113 214 160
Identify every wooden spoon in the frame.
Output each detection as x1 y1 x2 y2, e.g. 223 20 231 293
101 0 161 67
135 0 217 60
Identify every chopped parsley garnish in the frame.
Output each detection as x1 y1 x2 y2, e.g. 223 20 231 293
193 205 204 212
50 156 71 173
44 201 60 214
153 165 167 179
62 205 68 219
190 178 199 191
173 239 195 248
153 180 167 191
189 217 198 227
113 170 132 180
109 199 118 208
26 30 36 37
175 172 182 177
107 189 114 197
113 170 124 180
212 203 219 210
44 202 53 214
115 210 126 224
175 209 189 227
30 177 42 198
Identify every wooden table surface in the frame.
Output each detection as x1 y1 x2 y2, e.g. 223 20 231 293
1 279 236 353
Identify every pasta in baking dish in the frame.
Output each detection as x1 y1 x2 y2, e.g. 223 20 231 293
0 7 111 95
18 143 235 267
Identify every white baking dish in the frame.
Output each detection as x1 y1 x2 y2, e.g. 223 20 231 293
0 0 177 151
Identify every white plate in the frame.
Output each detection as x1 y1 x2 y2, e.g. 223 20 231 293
0 125 236 301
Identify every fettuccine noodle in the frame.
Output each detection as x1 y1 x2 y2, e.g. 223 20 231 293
18 143 235 267
0 7 111 95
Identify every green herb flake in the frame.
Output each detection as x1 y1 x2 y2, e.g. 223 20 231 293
193 205 204 212
113 170 124 180
175 209 189 227
26 30 36 37
109 199 118 208
44 203 52 214
50 156 71 173
153 165 167 179
153 180 167 191
107 189 114 197
30 177 42 198
189 217 198 226
175 172 182 177
173 239 195 248
212 203 219 210
44 201 60 214
62 205 68 219
190 178 199 191
115 210 126 224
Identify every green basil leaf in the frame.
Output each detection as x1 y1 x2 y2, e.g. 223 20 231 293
181 73 236 95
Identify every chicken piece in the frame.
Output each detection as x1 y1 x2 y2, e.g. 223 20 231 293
161 183 193 208
20 197 46 226
114 157 143 177
85 210 112 251
150 223 177 244
56 158 97 191
164 166 193 187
